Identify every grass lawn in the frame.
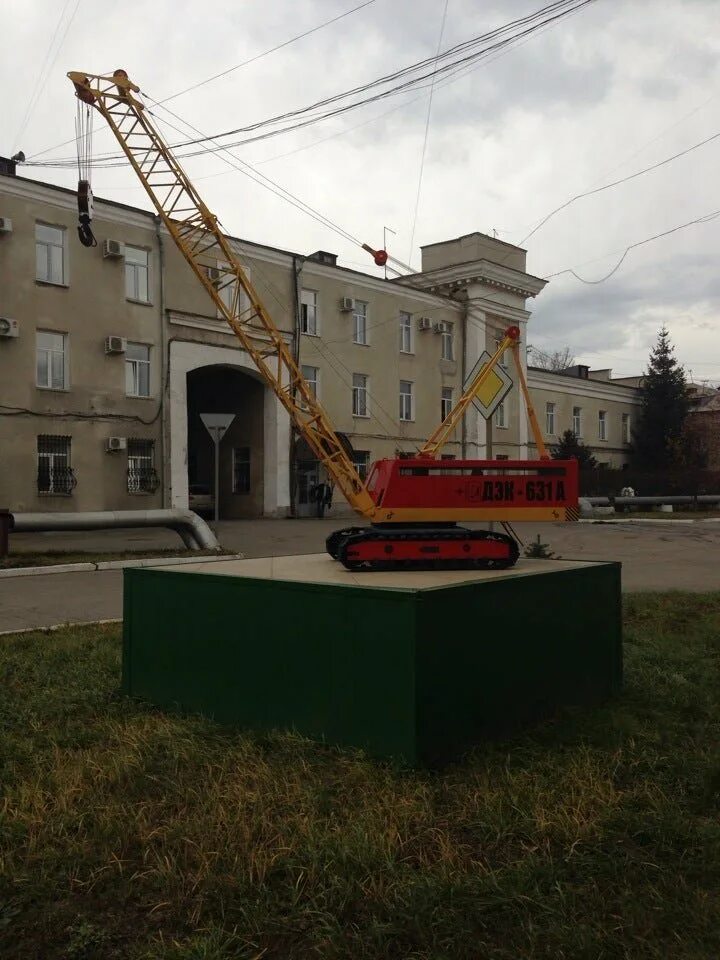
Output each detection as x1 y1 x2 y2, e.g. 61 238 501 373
0 549 226 570
2 595 720 959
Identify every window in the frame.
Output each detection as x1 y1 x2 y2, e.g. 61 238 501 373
573 406 582 436
210 262 250 318
301 289 318 335
494 338 508 369
441 323 454 361
35 223 66 285
399 311 413 353
352 373 369 417
36 330 67 390
399 380 414 422
598 410 607 441
494 400 507 429
441 386 453 421
353 450 370 481
353 301 368 344
126 342 151 397
622 413 630 444
301 365 319 399
37 435 75 495
125 245 149 302
545 401 556 435
127 439 158 494
233 447 251 493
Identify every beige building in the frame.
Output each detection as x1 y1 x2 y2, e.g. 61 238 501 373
0 156 637 518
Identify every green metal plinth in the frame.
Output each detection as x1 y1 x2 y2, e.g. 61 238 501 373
123 555 622 764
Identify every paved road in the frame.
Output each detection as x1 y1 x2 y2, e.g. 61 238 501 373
2 519 719 632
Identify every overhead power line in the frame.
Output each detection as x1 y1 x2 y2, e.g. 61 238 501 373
159 0 378 105
26 0 596 168
22 0 377 162
520 129 720 246
547 208 720 284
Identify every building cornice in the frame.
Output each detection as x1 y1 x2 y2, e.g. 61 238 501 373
528 369 642 404
396 259 547 300
2 174 462 312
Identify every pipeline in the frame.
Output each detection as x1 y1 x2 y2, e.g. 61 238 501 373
587 495 720 507
9 509 219 551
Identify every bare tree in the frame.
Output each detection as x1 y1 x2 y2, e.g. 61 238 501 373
528 345 576 371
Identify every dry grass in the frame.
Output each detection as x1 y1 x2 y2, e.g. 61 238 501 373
2 595 720 958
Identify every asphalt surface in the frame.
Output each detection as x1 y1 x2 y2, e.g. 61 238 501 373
2 518 719 632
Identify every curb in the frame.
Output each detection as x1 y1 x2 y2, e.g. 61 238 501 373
0 618 122 637
579 518 720 526
0 553 245 580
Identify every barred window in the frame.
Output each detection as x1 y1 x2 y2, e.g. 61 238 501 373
353 450 370 481
37 435 75 495
127 439 158 494
233 447 251 494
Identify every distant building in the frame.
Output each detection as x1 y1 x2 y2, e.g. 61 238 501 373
0 158 638 517
688 388 720 468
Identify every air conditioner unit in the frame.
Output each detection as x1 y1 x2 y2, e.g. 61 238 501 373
0 217 12 234
339 297 355 312
104 335 127 354
207 266 221 282
417 317 432 331
0 317 19 338
106 437 127 452
433 321 448 335
102 238 124 259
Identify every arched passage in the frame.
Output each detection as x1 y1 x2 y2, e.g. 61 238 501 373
168 340 290 517
187 365 264 519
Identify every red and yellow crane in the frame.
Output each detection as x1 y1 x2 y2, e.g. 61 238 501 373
68 69 578 571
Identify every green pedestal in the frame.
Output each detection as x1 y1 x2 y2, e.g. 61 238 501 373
123 555 622 764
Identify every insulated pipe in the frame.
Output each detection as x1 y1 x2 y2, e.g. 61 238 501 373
10 509 219 551
587 495 720 507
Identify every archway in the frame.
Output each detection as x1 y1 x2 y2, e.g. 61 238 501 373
186 365 264 519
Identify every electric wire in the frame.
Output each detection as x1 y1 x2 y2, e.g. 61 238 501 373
519 129 720 247
407 0 450 266
26 0 596 168
545 208 720 283
13 0 82 148
159 0 378 105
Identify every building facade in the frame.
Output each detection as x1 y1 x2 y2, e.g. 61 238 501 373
0 159 638 517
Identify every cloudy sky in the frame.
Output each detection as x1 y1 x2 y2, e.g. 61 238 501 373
4 0 719 383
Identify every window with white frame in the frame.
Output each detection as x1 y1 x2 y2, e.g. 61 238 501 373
598 410 607 441
353 450 370 481
125 245 149 302
399 311 413 353
233 447 251 493
36 330 68 390
35 223 66 285
353 301 368 344
127 439 157 493
494 337 508 368
301 365 319 399
572 406 582 436
441 323 454 361
37 435 75 495
545 401 556 435
125 342 151 397
352 373 369 417
441 386 453 421
301 289 318 335
494 400 507 429
622 413 630 444
399 380 414 422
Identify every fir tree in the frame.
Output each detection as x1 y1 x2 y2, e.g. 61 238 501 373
551 429 597 469
634 327 689 469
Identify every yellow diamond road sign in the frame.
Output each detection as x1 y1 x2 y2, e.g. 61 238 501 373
464 351 514 420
